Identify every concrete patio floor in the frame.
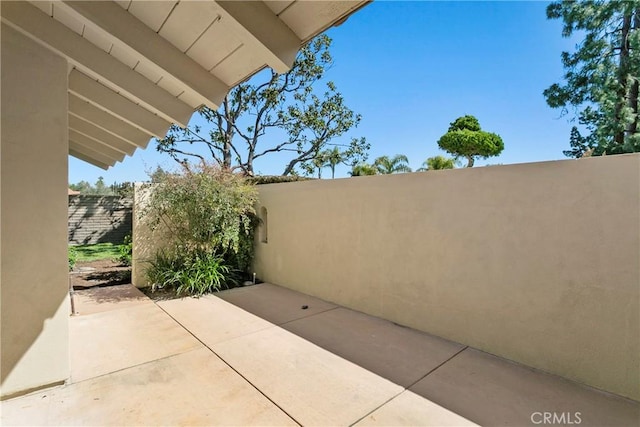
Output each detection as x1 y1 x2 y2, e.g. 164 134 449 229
1 283 638 426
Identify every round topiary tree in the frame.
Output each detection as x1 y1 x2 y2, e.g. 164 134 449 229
437 115 504 167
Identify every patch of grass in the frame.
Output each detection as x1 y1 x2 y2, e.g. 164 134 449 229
68 246 77 271
73 243 124 262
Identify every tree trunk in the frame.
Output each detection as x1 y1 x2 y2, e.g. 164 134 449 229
221 97 233 169
282 161 295 176
614 12 632 146
223 139 232 168
245 158 254 176
246 141 256 176
282 154 308 176
629 78 639 137
466 156 475 167
628 8 640 137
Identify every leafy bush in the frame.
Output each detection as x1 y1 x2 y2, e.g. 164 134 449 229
119 234 132 266
143 163 258 295
68 246 77 271
247 175 314 185
146 248 234 296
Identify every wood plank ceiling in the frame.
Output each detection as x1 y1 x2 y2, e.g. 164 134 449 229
1 0 369 169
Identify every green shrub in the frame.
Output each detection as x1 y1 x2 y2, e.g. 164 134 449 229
68 246 78 271
119 234 132 266
247 175 314 185
142 163 258 295
146 247 235 296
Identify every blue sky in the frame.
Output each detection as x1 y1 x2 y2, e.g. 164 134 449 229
69 0 578 184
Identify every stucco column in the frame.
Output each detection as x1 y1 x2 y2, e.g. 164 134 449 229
1 24 70 398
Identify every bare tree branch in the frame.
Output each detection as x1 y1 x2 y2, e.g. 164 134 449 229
155 35 367 175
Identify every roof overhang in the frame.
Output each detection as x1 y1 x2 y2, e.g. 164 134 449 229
1 0 370 169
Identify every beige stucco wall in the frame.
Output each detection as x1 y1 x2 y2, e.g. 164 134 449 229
132 183 172 288
1 25 70 398
132 183 150 287
253 155 640 401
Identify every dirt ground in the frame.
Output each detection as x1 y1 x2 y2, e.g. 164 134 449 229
69 260 245 301
70 259 182 301
70 259 132 289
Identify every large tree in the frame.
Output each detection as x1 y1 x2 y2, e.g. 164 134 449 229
437 115 504 167
563 126 596 158
373 154 412 174
545 1 640 157
157 35 368 176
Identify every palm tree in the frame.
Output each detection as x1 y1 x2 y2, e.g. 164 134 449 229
324 147 343 179
350 163 377 176
373 154 412 174
312 151 329 179
417 155 457 171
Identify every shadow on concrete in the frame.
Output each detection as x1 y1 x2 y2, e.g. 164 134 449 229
73 270 132 289
217 283 640 427
73 284 150 316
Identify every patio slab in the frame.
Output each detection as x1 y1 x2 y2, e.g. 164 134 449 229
282 306 466 387
212 325 404 426
217 283 337 324
410 347 640 426
70 302 200 382
72 283 150 316
3 282 638 426
355 390 476 426
157 294 274 346
219 283 640 426
1 348 296 426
